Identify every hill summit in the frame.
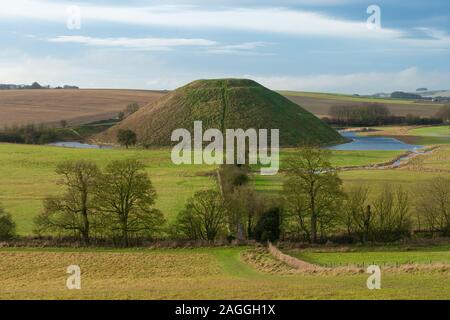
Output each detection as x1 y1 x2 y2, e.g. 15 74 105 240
100 79 344 146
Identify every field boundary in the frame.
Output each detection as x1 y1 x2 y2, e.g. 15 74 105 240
267 242 321 271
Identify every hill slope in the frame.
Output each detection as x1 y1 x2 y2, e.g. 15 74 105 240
100 79 344 146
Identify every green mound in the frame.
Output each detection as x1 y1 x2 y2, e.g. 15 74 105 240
101 79 344 146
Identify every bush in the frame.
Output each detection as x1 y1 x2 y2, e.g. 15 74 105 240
254 207 281 243
117 129 137 148
0 206 16 240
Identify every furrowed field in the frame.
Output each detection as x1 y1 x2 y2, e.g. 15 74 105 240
0 247 448 299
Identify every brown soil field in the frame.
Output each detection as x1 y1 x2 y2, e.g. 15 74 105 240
0 89 167 128
284 95 444 118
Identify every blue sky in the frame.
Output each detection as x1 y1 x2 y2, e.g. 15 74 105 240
1 0 449 93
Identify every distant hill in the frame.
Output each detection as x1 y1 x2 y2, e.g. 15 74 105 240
391 91 422 99
100 79 344 147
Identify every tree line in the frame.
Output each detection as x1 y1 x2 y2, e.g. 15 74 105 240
1 150 449 245
323 103 449 126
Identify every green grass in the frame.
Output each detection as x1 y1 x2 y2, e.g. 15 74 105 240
360 125 450 145
0 143 406 235
286 245 450 267
409 125 450 137
0 143 215 235
0 247 449 299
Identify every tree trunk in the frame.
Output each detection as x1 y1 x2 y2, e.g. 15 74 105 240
82 214 90 245
122 223 129 247
311 213 317 244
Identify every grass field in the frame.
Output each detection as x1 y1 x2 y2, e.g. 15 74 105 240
1 123 449 235
362 125 450 145
0 143 408 235
0 247 448 299
0 143 216 235
286 245 450 267
0 89 165 128
281 91 444 118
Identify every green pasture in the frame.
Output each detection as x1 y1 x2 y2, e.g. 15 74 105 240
0 143 407 235
286 245 450 267
0 247 448 299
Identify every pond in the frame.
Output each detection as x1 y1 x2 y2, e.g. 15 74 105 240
47 141 113 149
328 132 423 151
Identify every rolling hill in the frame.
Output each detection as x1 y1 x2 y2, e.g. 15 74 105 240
100 79 345 147
280 91 445 118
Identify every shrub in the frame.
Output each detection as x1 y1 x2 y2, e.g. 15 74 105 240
0 205 16 240
254 207 281 243
117 129 137 148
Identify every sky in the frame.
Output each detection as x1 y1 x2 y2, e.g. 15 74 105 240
1 0 449 94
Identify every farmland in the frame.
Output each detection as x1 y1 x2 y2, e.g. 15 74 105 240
361 125 450 145
281 91 444 118
0 143 405 235
285 244 450 267
0 89 443 130
0 89 165 128
0 247 448 299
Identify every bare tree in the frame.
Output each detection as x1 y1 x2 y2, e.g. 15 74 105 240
175 189 227 241
283 146 344 243
373 185 411 241
34 161 100 244
417 177 450 235
342 185 372 242
95 160 165 246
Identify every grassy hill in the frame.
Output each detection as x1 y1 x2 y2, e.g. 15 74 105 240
100 79 345 147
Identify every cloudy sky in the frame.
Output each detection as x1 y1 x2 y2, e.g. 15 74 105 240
1 0 449 93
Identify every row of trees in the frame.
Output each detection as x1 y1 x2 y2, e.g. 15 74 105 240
282 147 449 243
325 103 449 126
2 149 449 245
34 160 165 246
0 123 59 144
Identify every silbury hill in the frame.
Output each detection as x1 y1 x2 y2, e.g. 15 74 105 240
100 79 344 147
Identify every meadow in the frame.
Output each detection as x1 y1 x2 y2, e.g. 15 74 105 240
2 140 449 235
0 143 409 235
362 125 450 145
0 127 448 300
285 244 450 267
0 247 448 299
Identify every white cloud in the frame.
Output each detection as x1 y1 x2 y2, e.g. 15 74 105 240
249 67 450 94
206 41 273 55
3 1 449 50
0 0 412 41
48 36 217 51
